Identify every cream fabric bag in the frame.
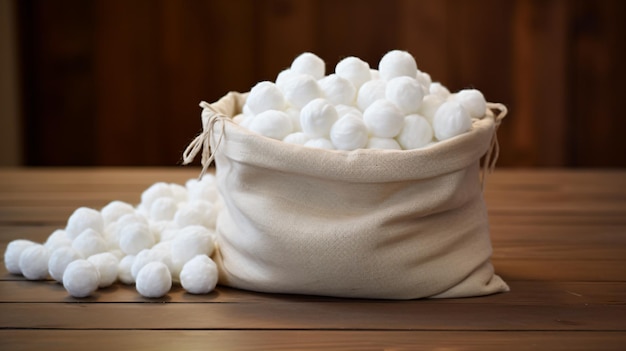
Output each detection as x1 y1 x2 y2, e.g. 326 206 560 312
184 92 509 299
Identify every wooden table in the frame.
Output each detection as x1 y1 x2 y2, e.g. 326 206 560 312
1 168 624 350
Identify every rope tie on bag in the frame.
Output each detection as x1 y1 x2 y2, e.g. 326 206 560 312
182 101 228 179
481 102 508 189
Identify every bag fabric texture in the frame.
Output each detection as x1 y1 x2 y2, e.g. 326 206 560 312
189 91 509 299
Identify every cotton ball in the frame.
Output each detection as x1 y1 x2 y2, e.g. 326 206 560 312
149 197 178 221
385 76 424 115
335 56 371 89
432 101 472 141
169 183 188 204
285 107 302 132
283 132 309 145
87 252 119 288
430 82 451 99
247 110 293 140
131 248 174 281
452 89 487 118
300 98 339 138
18 244 50 280
118 255 136 284
330 114 369 150
282 74 323 109
367 137 402 150
378 50 418 81
416 70 432 89
4 240 36 275
149 220 175 243
245 81 287 115
119 222 155 255
318 74 356 106
136 261 172 298
363 99 404 138
304 138 335 150
48 246 82 283
275 69 298 92
180 255 218 295
170 225 215 270
44 229 72 252
396 114 434 150
187 175 218 203
357 79 387 112
101 201 135 225
63 259 100 298
335 104 362 118
174 200 216 229
71 228 107 258
66 207 104 240
290 52 325 80
370 69 381 80
139 182 173 214
418 94 445 124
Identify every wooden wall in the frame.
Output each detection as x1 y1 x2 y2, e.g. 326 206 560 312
16 0 626 167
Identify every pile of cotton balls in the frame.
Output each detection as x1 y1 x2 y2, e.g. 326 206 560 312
234 50 487 150
3 175 221 298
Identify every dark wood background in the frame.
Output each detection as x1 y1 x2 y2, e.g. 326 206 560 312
16 0 626 167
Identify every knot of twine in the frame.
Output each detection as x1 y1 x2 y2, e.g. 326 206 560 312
481 102 508 189
182 101 228 179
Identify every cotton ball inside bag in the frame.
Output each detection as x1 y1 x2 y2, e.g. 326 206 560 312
281 74 323 109
419 94 445 124
63 259 100 298
72 228 107 258
330 114 369 150
378 50 418 81
136 261 172 298
363 99 404 138
87 252 120 288
48 246 83 283
357 80 387 112
396 114 433 150
304 138 335 150
65 207 104 240
335 104 362 118
335 56 371 89
300 98 339 138
245 81 287 115
432 101 472 141
180 255 218 294
430 82 451 99
385 76 424 115
283 132 309 145
18 244 50 280
290 52 326 80
451 89 487 118
4 240 36 275
318 74 356 106
367 137 402 150
247 110 293 140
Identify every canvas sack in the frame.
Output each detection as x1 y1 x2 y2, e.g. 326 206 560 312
184 91 509 299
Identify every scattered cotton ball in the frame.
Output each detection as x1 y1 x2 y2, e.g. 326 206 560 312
281 74 323 109
43 229 72 252
170 225 215 270
186 175 218 203
169 183 188 204
330 114 369 150
385 76 424 115
318 74 356 106
290 52 325 80
247 110 293 140
65 207 104 240
87 252 119 288
378 50 418 81
335 56 371 88
149 220 175 243
139 183 173 214
16 244 49 280
174 200 216 229
357 79 387 112
452 89 487 118
367 137 402 150
118 255 136 284
180 255 218 294
429 82 451 99
396 114 434 150
283 132 310 145
335 104 362 118
363 99 404 138
149 197 178 221
48 246 83 283
245 81 287 115
131 248 174 280
63 259 100 298
72 228 107 258
135 261 172 298
118 222 155 255
418 94 445 124
5 240 37 275
100 201 135 225
432 101 472 141
300 98 339 138
304 138 335 150
109 249 125 261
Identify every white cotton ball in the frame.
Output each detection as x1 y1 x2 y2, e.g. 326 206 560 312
275 69 298 92
18 244 50 280
416 70 432 89
418 94 445 124
100 201 135 225
335 56 371 89
169 183 188 204
187 175 218 203
378 50 418 81
174 200 217 229
139 182 173 214
109 249 125 261
48 246 83 283
304 138 335 150
4 240 37 274
149 220 175 243
44 229 72 252
291 52 326 80
367 137 402 150
118 222 155 255
170 225 215 269
281 74 323 109
118 255 136 284
283 132 309 145
115 213 149 237
357 79 387 112
245 81 287 115
363 99 404 138
385 76 425 115
72 228 107 258
285 107 302 132
87 252 119 288
396 114 434 150
136 261 172 298
452 89 487 118
318 74 356 106
180 255 218 294
430 82 451 99
65 207 104 240
335 104 362 118
131 248 174 281
149 197 178 221
300 98 339 138
330 114 369 150
433 101 472 141
369 69 381 80
247 110 293 140
63 259 100 298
